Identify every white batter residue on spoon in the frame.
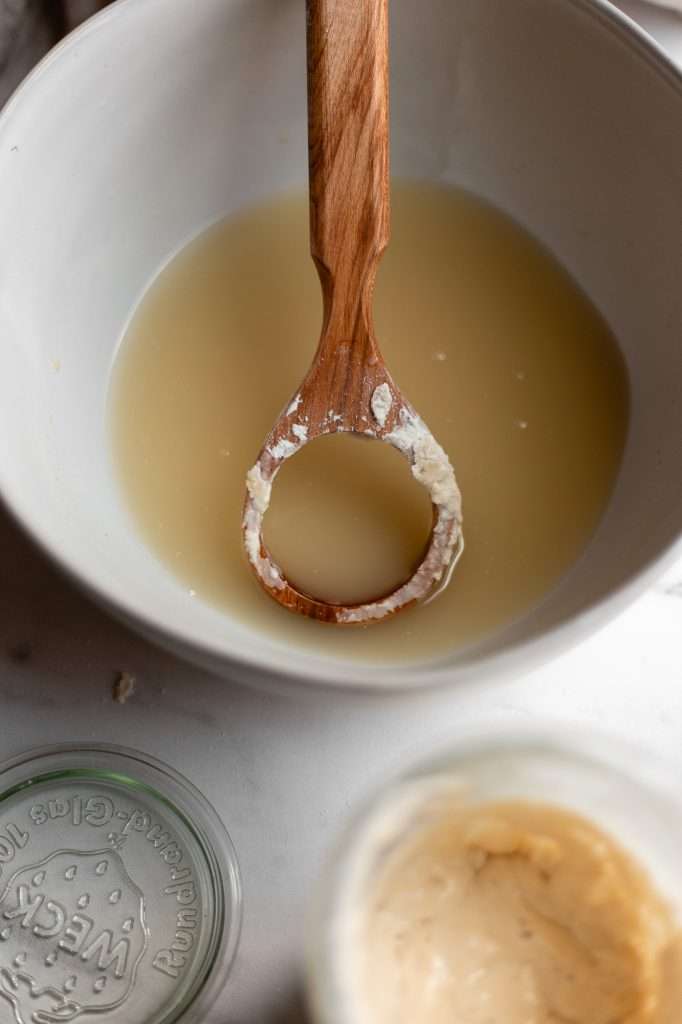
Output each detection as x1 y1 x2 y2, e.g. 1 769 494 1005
244 463 283 588
337 409 463 623
371 383 393 427
386 408 461 522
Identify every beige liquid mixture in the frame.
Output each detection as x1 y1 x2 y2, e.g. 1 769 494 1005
109 182 628 662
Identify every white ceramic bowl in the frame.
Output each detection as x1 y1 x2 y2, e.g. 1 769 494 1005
0 0 681 693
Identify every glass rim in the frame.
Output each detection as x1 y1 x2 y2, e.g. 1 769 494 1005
306 720 682 1024
0 742 242 1024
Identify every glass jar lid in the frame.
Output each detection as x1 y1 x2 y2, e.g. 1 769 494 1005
0 744 241 1024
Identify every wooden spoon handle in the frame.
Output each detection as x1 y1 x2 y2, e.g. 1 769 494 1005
306 0 390 346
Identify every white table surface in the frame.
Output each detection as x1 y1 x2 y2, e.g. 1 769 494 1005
1 3 681 1021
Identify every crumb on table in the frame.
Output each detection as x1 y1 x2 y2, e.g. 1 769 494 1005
112 671 136 704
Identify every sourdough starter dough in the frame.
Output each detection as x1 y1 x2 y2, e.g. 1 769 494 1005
353 800 682 1024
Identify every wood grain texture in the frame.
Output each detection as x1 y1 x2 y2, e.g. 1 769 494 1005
299 0 393 444
307 0 389 345
242 0 463 624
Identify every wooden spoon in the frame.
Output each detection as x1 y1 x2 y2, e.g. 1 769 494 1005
242 0 463 624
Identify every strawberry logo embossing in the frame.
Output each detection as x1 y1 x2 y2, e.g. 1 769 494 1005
0 849 148 1023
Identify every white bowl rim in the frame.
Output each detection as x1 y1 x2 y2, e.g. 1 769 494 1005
1 0 681 694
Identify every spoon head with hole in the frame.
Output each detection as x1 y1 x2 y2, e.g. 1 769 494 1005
241 378 463 625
